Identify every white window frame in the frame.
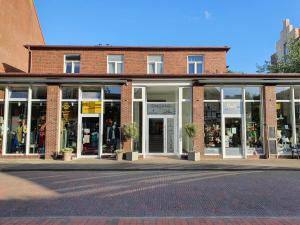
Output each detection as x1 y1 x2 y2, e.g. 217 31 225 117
147 56 164 74
107 55 124 74
64 54 80 74
187 55 204 74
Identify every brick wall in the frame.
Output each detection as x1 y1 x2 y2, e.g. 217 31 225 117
263 85 277 158
30 49 227 74
45 85 60 159
192 84 205 156
120 81 133 152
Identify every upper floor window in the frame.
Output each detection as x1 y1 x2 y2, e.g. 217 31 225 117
64 55 80 74
108 55 124 74
188 55 204 74
148 56 163 74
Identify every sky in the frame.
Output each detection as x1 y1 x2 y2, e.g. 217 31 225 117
35 0 300 73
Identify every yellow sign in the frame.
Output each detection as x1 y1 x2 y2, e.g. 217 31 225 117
82 101 102 114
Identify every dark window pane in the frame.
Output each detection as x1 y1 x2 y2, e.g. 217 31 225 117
74 62 80 73
65 62 72 73
104 86 121 100
32 87 47 99
10 89 28 98
204 87 220 100
62 87 78 99
188 63 195 74
276 87 290 100
65 55 80 61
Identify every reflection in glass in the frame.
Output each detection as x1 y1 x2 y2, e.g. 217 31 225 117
133 102 143 153
82 88 101 99
276 87 290 100
223 87 242 99
225 118 243 157
245 87 261 100
32 87 47 99
81 117 99 156
204 87 221 100
183 88 192 100
62 87 78 99
7 102 28 154
182 102 192 153
104 86 121 100
134 88 142 99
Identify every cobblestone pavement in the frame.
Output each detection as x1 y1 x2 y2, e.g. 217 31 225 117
0 170 300 220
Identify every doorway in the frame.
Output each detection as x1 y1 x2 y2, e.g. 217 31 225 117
224 117 243 158
81 117 100 156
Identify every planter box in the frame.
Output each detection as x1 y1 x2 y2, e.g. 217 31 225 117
63 152 72 161
115 151 124 161
188 152 200 161
126 151 139 161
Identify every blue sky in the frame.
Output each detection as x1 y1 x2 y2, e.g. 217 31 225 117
35 0 300 73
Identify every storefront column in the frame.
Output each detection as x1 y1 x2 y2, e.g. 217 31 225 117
263 85 277 158
121 81 132 152
45 85 60 159
192 84 204 156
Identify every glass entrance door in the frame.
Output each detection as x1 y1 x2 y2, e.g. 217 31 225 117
225 118 243 157
81 117 99 156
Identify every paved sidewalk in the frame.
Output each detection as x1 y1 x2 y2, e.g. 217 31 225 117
0 158 300 171
1 217 300 225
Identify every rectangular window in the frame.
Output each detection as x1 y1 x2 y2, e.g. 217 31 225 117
188 56 204 74
108 55 124 74
62 87 78 100
10 88 28 99
276 86 290 100
223 87 242 100
148 56 163 74
204 87 221 100
245 87 261 100
64 55 80 74
104 86 121 100
32 87 47 99
81 88 101 99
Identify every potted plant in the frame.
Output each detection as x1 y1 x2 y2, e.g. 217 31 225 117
115 149 124 161
62 148 73 161
184 123 200 161
122 122 139 161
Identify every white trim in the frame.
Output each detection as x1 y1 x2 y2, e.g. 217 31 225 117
107 55 124 74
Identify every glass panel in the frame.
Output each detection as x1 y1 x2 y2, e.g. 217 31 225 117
65 62 72 73
225 118 243 156
188 56 203 62
204 87 221 100
0 103 4 155
65 55 80 61
276 102 292 154
62 87 78 99
246 102 263 155
157 63 163 74
10 89 28 98
32 87 47 99
30 102 47 154
81 117 99 156
223 87 242 99
295 103 300 145
108 55 123 61
60 102 78 153
188 63 195 74
182 102 192 153
82 88 101 99
149 118 164 153
167 118 174 153
245 87 261 100
182 88 192 100
294 86 300 99
74 62 80 73
108 62 115 74
276 86 290 100
148 56 163 62
148 63 155 74
104 86 121 100
117 63 123 73
134 88 142 99
196 63 203 74
6 102 28 154
102 102 120 154
204 102 221 154
147 87 176 102
147 103 176 115
133 102 143 153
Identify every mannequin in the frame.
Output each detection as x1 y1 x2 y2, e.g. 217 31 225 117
107 122 120 152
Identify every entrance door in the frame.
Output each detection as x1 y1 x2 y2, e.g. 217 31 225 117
148 117 175 154
224 118 243 158
81 117 99 156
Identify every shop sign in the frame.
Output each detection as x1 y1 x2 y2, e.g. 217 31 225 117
82 101 102 114
62 102 70 122
147 103 176 115
223 102 242 115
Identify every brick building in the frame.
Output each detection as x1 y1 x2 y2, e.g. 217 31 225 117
0 45 299 160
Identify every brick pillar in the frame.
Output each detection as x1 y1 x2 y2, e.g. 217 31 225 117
263 85 277 158
120 81 132 152
192 84 205 156
45 85 60 159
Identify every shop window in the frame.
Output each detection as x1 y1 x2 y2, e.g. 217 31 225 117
223 87 242 100
182 102 192 153
64 55 80 74
148 56 163 74
62 87 78 99
204 102 221 154
182 88 192 100
0 103 4 154
134 88 143 100
60 102 78 153
104 86 121 100
294 86 300 99
133 102 143 153
102 102 120 154
188 56 204 74
245 87 261 100
276 87 290 100
295 102 300 145
6 102 28 154
10 89 28 99
30 102 47 154
82 88 101 99
32 87 47 99
204 87 221 100
107 55 124 74
276 102 292 154
246 102 263 155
